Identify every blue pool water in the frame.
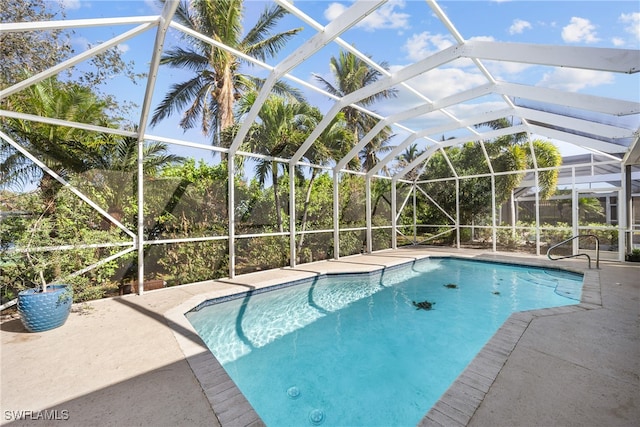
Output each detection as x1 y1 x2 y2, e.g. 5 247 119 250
186 257 583 426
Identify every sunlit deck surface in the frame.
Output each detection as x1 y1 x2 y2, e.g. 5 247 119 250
1 247 638 427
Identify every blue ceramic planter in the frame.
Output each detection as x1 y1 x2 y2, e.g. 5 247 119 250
17 284 73 332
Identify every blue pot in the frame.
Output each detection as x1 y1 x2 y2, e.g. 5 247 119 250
17 284 73 332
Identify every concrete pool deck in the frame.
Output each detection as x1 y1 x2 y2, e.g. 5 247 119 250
1 247 638 426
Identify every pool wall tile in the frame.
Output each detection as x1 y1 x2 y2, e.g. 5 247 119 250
186 260 421 314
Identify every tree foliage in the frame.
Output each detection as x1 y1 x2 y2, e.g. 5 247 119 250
150 0 303 144
1 0 144 107
417 123 562 226
0 0 72 89
1 0 573 305
313 50 397 172
1 77 114 198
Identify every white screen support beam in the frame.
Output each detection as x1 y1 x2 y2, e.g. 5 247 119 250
463 41 639 74
228 0 386 155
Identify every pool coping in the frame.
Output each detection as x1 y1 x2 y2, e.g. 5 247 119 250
164 253 601 427
419 257 601 427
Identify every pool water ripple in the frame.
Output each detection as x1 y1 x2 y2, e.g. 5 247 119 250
187 257 582 426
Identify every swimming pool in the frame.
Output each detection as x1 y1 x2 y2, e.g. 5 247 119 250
186 257 583 426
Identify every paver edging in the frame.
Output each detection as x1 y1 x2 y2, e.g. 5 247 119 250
165 295 264 427
419 265 602 426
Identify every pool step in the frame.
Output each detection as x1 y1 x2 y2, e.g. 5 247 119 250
523 271 581 300
524 271 559 288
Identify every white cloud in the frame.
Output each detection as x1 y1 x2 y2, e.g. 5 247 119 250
619 12 640 42
509 19 532 35
611 37 625 47
393 100 508 139
117 44 130 54
324 3 347 22
537 68 614 91
403 32 455 62
561 17 600 44
374 60 488 122
395 66 488 103
448 101 507 121
324 0 410 32
60 0 81 10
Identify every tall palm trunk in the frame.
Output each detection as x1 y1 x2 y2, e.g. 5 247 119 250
296 169 318 258
216 64 235 224
272 162 283 233
363 191 390 251
39 173 61 217
218 64 235 135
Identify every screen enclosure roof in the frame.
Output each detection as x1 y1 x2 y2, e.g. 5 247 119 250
1 0 639 178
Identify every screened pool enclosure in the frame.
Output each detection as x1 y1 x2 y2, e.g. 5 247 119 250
1 0 639 300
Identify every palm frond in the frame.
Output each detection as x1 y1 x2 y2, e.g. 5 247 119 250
159 0 193 29
233 73 257 96
312 74 342 98
254 157 272 186
0 144 41 190
244 27 302 62
179 84 211 132
149 75 207 127
254 77 306 103
160 47 210 72
242 4 288 47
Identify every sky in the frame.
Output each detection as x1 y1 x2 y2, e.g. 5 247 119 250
30 0 640 162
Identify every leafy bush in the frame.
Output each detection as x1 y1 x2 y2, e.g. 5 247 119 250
0 188 126 304
157 240 228 286
578 223 618 249
495 227 522 249
235 235 289 275
626 248 640 262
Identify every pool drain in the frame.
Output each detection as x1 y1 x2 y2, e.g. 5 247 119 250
287 386 301 399
308 409 325 425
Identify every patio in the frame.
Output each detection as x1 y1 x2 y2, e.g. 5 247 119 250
1 1 639 424
1 247 638 426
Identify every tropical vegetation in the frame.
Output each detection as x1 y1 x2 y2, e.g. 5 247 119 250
2 0 601 308
149 0 304 146
313 50 397 171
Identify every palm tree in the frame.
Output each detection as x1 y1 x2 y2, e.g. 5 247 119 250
92 130 184 176
244 93 312 233
296 110 354 256
1 77 185 230
150 0 303 146
86 131 185 226
531 139 561 199
314 50 397 171
477 118 561 199
395 143 423 181
1 77 112 208
360 124 395 174
479 117 527 143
